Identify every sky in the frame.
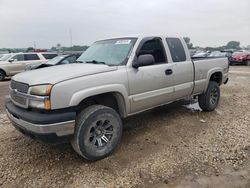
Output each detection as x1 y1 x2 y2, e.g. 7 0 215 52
0 0 249 48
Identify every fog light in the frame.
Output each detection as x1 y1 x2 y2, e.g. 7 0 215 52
29 99 51 110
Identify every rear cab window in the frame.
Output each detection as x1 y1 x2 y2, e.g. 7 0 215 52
166 38 186 62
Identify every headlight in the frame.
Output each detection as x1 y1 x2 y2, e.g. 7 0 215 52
29 84 52 110
30 84 52 96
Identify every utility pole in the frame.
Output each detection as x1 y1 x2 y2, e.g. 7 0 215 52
34 41 36 49
69 28 73 48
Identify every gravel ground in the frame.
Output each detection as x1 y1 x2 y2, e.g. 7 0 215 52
0 66 249 188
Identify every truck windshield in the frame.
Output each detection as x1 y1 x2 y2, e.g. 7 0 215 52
77 38 137 66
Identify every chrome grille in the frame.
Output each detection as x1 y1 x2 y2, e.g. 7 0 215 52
10 80 29 107
10 90 27 106
10 80 29 93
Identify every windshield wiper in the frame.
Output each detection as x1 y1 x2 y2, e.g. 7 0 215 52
76 60 84 63
85 60 106 65
76 60 108 65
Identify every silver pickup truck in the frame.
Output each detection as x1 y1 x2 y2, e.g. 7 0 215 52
5 35 229 160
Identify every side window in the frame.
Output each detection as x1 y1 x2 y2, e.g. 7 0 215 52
25 54 40 61
166 38 186 62
12 54 24 61
138 39 167 64
42 54 58 59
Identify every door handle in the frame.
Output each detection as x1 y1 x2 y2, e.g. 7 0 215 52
165 69 173 75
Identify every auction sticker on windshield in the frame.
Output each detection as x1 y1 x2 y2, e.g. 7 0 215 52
115 40 131 45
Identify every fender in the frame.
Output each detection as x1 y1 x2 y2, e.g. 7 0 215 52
204 67 223 92
69 84 130 116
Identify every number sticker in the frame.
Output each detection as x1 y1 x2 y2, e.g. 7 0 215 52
115 40 131 45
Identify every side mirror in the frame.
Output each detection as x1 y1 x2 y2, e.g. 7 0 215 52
133 54 155 68
8 59 14 63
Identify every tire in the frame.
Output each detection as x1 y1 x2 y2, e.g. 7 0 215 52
71 105 123 161
198 81 220 111
0 70 5 81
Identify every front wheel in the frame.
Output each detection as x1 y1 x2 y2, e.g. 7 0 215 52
71 105 123 161
198 81 220 111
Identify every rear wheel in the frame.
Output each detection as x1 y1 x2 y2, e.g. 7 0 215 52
198 81 220 111
71 105 123 161
0 70 6 81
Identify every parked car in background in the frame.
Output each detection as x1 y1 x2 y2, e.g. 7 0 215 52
26 54 81 70
230 52 250 66
0 52 58 80
192 52 209 58
208 51 226 57
208 51 232 61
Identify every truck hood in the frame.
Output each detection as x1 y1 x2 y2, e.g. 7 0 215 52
13 63 117 85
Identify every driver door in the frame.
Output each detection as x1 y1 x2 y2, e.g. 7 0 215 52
127 37 175 114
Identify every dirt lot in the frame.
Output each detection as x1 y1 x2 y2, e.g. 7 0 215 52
0 66 249 188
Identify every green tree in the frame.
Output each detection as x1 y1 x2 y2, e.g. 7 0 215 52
50 45 89 52
183 37 193 49
226 41 240 49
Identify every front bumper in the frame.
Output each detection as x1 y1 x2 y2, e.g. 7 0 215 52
5 100 76 143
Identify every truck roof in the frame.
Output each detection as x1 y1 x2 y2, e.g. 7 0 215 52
96 35 181 42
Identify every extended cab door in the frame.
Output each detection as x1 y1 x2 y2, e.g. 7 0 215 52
127 37 175 114
165 38 194 100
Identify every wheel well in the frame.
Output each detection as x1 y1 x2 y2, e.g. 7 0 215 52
77 92 126 117
210 72 222 85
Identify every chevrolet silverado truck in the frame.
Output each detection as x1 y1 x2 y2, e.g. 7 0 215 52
5 35 229 161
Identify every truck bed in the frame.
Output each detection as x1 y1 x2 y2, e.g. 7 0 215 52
191 56 229 95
